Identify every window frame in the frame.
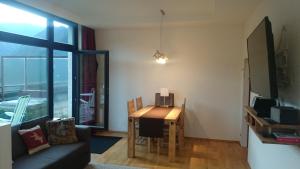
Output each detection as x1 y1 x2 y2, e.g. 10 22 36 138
0 0 78 122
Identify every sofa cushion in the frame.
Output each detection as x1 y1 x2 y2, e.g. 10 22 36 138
13 142 89 169
46 118 78 145
36 142 88 160
18 125 50 154
76 125 91 142
12 118 49 160
13 153 58 169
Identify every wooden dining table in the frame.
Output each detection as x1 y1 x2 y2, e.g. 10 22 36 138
128 105 183 162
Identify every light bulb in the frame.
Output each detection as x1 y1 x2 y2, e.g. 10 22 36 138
156 58 167 64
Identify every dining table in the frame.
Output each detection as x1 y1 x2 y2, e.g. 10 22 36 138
128 105 183 162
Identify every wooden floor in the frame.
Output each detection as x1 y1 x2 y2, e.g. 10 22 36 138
91 132 250 169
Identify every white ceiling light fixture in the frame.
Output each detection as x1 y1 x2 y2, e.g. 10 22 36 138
153 9 168 64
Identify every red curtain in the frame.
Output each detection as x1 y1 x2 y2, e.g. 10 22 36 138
82 26 96 50
81 26 97 96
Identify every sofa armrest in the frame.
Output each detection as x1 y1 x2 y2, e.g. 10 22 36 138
75 125 91 142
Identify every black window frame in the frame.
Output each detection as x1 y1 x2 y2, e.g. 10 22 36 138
0 0 78 122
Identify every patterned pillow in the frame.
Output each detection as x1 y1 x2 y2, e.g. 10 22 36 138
46 118 78 145
18 125 50 154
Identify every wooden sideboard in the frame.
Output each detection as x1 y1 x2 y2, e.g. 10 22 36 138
244 106 300 145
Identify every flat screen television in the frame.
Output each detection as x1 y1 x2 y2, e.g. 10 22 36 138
247 17 278 98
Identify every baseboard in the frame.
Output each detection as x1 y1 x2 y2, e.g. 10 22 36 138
94 130 128 137
185 136 240 143
95 131 241 144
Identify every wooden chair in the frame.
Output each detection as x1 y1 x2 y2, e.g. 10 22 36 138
136 97 151 145
139 118 163 157
127 99 135 115
155 93 174 107
178 98 186 147
136 96 143 110
137 96 162 148
128 98 147 145
162 98 186 148
148 138 162 158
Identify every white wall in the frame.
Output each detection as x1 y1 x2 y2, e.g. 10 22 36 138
17 0 83 25
96 24 244 141
244 0 300 168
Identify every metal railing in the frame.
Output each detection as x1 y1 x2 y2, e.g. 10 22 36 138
0 55 68 101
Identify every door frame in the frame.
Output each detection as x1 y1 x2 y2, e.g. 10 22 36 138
73 50 109 130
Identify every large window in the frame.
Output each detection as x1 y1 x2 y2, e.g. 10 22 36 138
0 1 77 125
0 42 48 123
54 21 74 45
0 3 47 39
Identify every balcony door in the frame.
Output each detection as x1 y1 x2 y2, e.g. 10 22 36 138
53 50 73 119
74 50 109 129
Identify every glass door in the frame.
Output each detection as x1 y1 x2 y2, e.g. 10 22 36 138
75 50 109 129
53 50 73 119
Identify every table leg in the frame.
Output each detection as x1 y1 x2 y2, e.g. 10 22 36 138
168 121 176 162
128 117 135 158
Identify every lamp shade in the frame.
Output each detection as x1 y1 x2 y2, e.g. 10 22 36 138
153 50 168 64
160 88 169 97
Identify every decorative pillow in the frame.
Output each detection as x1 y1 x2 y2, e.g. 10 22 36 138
18 125 50 155
46 118 78 145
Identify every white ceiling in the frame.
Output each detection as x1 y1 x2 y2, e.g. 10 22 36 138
27 0 262 28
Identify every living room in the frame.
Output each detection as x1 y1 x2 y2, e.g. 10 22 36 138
0 0 300 169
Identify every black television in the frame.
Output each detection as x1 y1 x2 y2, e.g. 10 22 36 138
247 17 278 98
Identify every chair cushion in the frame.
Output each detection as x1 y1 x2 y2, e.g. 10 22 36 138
46 118 78 145
13 142 88 169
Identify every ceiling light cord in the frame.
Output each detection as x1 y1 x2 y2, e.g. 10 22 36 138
153 9 168 64
160 9 165 52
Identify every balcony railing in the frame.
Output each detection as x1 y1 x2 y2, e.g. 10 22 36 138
0 55 68 101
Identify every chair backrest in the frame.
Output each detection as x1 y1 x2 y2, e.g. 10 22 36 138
136 96 143 110
155 93 174 107
11 95 31 126
179 98 186 126
155 93 160 106
89 88 95 108
127 99 135 115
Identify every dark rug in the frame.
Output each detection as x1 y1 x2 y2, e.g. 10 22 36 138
91 136 122 154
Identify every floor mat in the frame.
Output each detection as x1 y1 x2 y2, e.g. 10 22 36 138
90 136 122 154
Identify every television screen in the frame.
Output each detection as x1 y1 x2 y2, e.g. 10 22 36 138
247 17 278 98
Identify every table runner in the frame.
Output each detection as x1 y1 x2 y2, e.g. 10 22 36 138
141 107 173 119
139 107 173 138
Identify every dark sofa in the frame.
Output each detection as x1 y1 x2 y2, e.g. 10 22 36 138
11 118 91 169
